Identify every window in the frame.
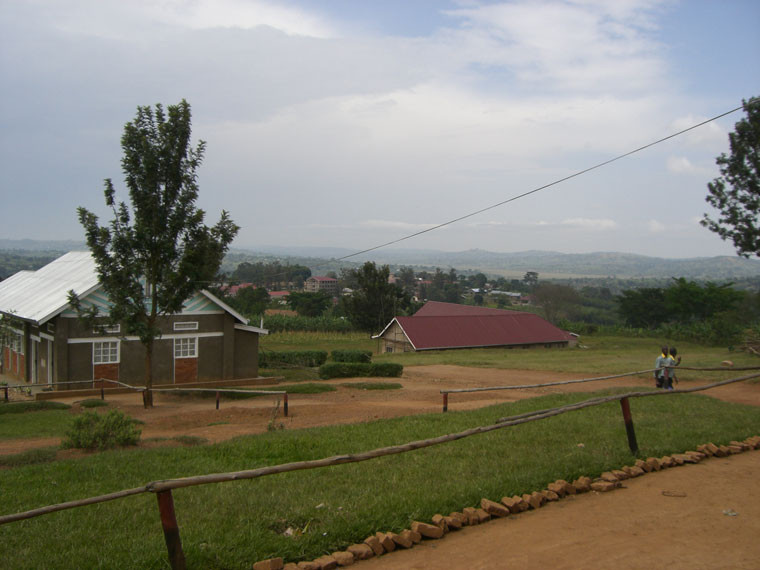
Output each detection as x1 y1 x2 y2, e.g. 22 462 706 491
173 321 199 331
93 324 120 334
174 337 197 358
93 341 119 364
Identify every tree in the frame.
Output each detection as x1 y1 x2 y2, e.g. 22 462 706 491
231 286 270 318
532 283 580 324
342 262 410 332
287 291 332 317
70 100 238 408
701 97 760 258
617 288 667 328
523 271 539 290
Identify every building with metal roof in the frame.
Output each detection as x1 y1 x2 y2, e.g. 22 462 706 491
0 252 267 387
374 301 575 353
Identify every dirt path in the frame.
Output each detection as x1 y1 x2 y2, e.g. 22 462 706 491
2 365 758 454
360 450 760 570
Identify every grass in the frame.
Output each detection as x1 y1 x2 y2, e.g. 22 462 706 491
0 408 74 439
0 401 70 414
0 388 758 569
80 399 109 408
0 446 59 468
340 382 403 390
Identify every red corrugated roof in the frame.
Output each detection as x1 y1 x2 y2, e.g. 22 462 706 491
413 300 529 317
393 311 572 350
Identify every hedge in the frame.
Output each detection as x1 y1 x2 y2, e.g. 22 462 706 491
259 350 328 368
318 362 403 379
331 349 373 363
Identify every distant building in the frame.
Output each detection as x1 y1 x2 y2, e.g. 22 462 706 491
304 276 339 297
374 301 575 353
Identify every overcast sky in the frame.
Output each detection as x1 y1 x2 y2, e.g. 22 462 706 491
1 0 758 259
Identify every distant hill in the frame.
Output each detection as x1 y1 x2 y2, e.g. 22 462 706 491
3 240 760 282
243 245 760 281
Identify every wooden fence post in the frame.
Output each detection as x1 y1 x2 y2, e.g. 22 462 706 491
442 392 448 413
619 397 639 454
283 393 288 417
156 490 186 570
216 391 220 410
3 386 8 402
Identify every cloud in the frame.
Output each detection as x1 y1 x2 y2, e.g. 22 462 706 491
648 220 666 233
669 115 726 148
476 218 617 231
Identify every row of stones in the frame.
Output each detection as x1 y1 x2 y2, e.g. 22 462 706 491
253 435 760 570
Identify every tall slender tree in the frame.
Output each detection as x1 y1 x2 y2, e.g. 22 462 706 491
70 100 238 407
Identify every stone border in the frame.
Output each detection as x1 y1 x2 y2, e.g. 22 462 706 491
252 435 760 570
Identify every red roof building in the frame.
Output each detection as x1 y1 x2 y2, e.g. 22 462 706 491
374 301 575 353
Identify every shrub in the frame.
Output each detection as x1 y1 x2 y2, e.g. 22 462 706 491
62 409 141 451
262 314 356 333
318 362 403 379
331 349 372 363
259 350 328 368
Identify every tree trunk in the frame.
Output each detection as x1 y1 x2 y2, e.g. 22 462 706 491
143 340 154 408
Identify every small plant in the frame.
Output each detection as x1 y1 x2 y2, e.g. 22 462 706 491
62 409 141 450
267 399 285 432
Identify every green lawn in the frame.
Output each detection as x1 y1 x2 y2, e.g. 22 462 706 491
1 388 758 569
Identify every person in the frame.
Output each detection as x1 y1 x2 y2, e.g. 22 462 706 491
664 347 681 390
654 346 669 388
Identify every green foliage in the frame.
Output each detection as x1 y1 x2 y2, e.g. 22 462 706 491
702 97 760 258
0 447 58 468
287 291 333 317
331 349 372 363
71 100 238 405
259 350 328 368
226 285 270 317
0 401 70 415
341 262 411 332
62 410 142 450
617 287 666 328
533 282 581 323
319 362 403 379
264 314 356 333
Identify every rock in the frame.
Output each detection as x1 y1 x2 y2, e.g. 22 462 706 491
645 457 662 471
463 507 480 525
531 491 546 507
449 512 468 526
660 456 675 468
253 558 284 570
628 466 645 476
296 561 320 570
600 472 619 483
313 556 338 570
347 544 374 560
375 532 395 552
395 530 415 547
730 441 750 451
591 480 619 492
331 551 354 567
635 459 651 472
745 436 760 449
284 564 299 570
540 490 559 502
408 530 422 544
363 536 384 557
444 515 462 530
721 360 734 367
572 477 592 493
547 482 567 497
611 469 630 480
481 498 510 517
431 514 449 533
671 455 685 466
728 445 744 454
411 521 444 539
715 445 730 457
522 493 540 510
475 508 491 523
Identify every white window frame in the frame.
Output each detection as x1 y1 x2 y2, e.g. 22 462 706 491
173 321 199 331
47 322 55 333
93 341 120 364
174 337 197 359
93 324 121 334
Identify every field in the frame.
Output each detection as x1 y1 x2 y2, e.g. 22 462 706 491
1 333 759 569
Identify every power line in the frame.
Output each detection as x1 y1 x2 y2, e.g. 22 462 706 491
334 102 751 261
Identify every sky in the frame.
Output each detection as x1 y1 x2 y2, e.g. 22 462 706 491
1 0 758 260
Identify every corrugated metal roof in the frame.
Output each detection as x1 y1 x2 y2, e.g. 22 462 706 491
394 313 573 350
413 301 529 317
0 251 100 324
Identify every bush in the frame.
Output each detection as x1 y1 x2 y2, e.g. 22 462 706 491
80 399 108 408
263 314 356 333
331 349 372 363
259 350 328 368
318 362 403 379
62 409 141 451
